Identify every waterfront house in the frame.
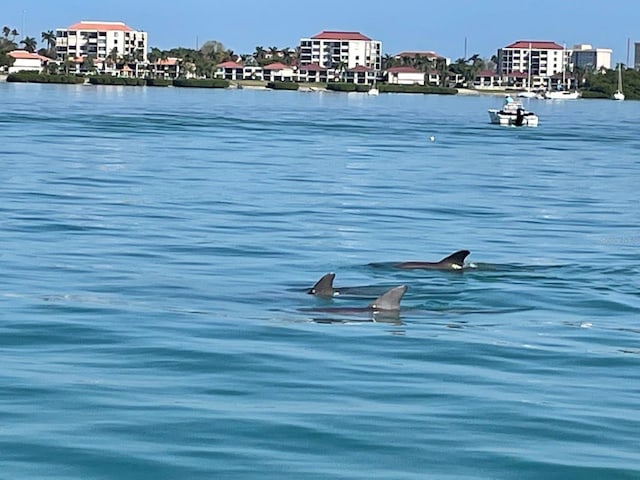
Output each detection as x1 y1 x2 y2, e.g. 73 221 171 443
262 62 295 82
345 65 375 84
296 63 330 83
151 57 181 79
385 66 425 85
7 50 50 73
215 61 245 81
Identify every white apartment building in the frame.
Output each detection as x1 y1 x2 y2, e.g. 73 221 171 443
299 31 382 72
571 44 611 70
497 40 569 82
55 21 148 62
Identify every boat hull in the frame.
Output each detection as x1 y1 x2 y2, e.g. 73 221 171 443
613 91 625 101
544 91 580 100
488 109 539 127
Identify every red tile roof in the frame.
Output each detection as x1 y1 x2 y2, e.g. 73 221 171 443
67 21 134 32
156 57 178 66
505 71 528 77
386 66 422 74
505 41 564 50
8 50 50 61
311 31 371 41
263 62 290 70
477 70 498 76
217 61 243 68
299 63 327 71
350 65 372 72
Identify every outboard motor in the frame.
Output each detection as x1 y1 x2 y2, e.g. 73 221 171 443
515 107 525 126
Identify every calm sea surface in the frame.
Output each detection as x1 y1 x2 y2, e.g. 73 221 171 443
1 82 639 479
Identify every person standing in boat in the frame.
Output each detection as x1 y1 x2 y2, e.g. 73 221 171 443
504 94 515 106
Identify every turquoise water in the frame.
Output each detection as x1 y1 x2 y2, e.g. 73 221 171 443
1 83 639 479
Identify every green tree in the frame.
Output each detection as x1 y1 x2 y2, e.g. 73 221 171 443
435 57 449 87
20 36 37 53
41 30 56 57
82 54 96 73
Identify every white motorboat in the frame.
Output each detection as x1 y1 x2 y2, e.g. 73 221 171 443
613 64 624 101
517 90 537 98
488 99 538 127
544 90 580 100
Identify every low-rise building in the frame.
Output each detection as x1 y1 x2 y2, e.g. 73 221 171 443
7 50 50 73
262 62 295 82
385 66 425 85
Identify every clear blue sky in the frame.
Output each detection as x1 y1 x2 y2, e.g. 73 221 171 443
5 0 638 63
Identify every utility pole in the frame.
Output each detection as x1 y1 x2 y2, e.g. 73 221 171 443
21 10 26 40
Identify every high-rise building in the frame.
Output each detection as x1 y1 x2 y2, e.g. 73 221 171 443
298 31 382 71
55 21 147 62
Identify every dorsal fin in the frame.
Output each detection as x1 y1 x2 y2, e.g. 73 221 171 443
369 285 407 311
308 273 336 296
438 250 470 268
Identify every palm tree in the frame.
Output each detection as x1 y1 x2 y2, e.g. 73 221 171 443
41 30 56 50
2 26 10 39
435 57 449 87
20 36 37 53
254 46 266 61
281 47 293 65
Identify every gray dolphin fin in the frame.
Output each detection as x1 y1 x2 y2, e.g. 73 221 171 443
369 285 407 311
308 273 336 296
438 250 471 268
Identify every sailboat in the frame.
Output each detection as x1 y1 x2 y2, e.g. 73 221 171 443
613 64 625 101
544 45 580 99
368 77 379 96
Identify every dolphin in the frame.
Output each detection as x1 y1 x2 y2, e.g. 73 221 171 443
303 285 407 317
307 273 399 298
307 272 338 296
394 249 471 270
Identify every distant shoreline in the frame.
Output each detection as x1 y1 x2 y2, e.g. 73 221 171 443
0 74 516 96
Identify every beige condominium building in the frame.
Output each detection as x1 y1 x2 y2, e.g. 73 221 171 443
55 21 148 62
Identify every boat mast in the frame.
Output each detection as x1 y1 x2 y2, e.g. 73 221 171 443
528 42 532 90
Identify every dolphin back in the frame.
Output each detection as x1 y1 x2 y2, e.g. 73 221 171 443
369 285 407 311
308 272 336 296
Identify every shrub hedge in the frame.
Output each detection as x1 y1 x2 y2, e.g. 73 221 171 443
89 76 145 86
326 82 357 92
172 78 229 88
380 84 458 95
266 81 299 90
579 90 609 99
146 78 172 87
6 72 85 84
